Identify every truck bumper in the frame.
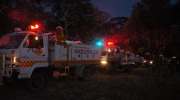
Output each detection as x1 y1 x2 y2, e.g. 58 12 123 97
2 69 20 84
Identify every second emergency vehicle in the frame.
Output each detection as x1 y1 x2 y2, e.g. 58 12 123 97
100 41 135 72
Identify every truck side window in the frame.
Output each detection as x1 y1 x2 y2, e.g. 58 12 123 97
23 35 43 48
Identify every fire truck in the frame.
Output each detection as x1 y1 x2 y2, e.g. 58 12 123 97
0 24 101 91
100 41 135 72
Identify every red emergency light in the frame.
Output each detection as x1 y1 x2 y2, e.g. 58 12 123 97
104 40 114 46
104 38 115 46
30 24 39 30
108 42 113 45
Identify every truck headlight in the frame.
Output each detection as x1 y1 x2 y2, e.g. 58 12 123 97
149 60 153 65
13 57 19 62
101 60 107 65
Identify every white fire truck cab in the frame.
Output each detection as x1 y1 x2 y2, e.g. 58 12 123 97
100 45 135 72
0 26 101 91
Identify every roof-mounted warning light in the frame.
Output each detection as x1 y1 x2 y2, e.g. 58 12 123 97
94 39 104 48
28 23 42 34
29 24 40 30
108 41 113 45
31 24 38 30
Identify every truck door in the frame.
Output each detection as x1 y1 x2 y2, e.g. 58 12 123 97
19 35 48 67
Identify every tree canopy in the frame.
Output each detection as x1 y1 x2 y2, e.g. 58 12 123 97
0 0 110 43
122 0 180 58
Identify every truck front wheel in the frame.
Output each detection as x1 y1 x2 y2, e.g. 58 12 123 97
27 73 46 91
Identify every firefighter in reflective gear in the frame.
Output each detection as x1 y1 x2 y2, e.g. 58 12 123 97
54 26 66 45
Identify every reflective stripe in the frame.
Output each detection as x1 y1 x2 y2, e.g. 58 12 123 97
20 60 47 67
20 60 100 67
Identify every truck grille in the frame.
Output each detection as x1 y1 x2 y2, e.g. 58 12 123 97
0 55 19 76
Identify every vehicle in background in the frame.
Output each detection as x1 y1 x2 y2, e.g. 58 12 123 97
100 44 135 72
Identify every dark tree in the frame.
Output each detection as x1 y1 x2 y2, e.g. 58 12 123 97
123 0 175 58
0 0 12 35
118 0 180 84
49 0 110 43
0 0 111 44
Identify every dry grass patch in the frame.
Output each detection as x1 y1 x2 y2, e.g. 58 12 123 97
0 67 180 100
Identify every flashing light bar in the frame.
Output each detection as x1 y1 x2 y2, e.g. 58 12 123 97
30 24 39 30
95 39 103 47
108 42 113 45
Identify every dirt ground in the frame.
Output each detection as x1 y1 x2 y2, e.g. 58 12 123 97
0 67 180 100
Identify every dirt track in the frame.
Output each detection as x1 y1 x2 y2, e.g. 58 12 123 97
0 67 180 100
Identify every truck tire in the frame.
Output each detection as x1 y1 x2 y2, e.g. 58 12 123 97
78 68 92 81
27 73 46 91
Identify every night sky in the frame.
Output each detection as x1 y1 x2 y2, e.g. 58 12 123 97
91 0 177 18
91 0 140 17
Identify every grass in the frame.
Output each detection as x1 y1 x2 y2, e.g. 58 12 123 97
0 67 180 100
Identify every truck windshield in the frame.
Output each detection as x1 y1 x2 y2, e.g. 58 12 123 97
0 33 26 49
